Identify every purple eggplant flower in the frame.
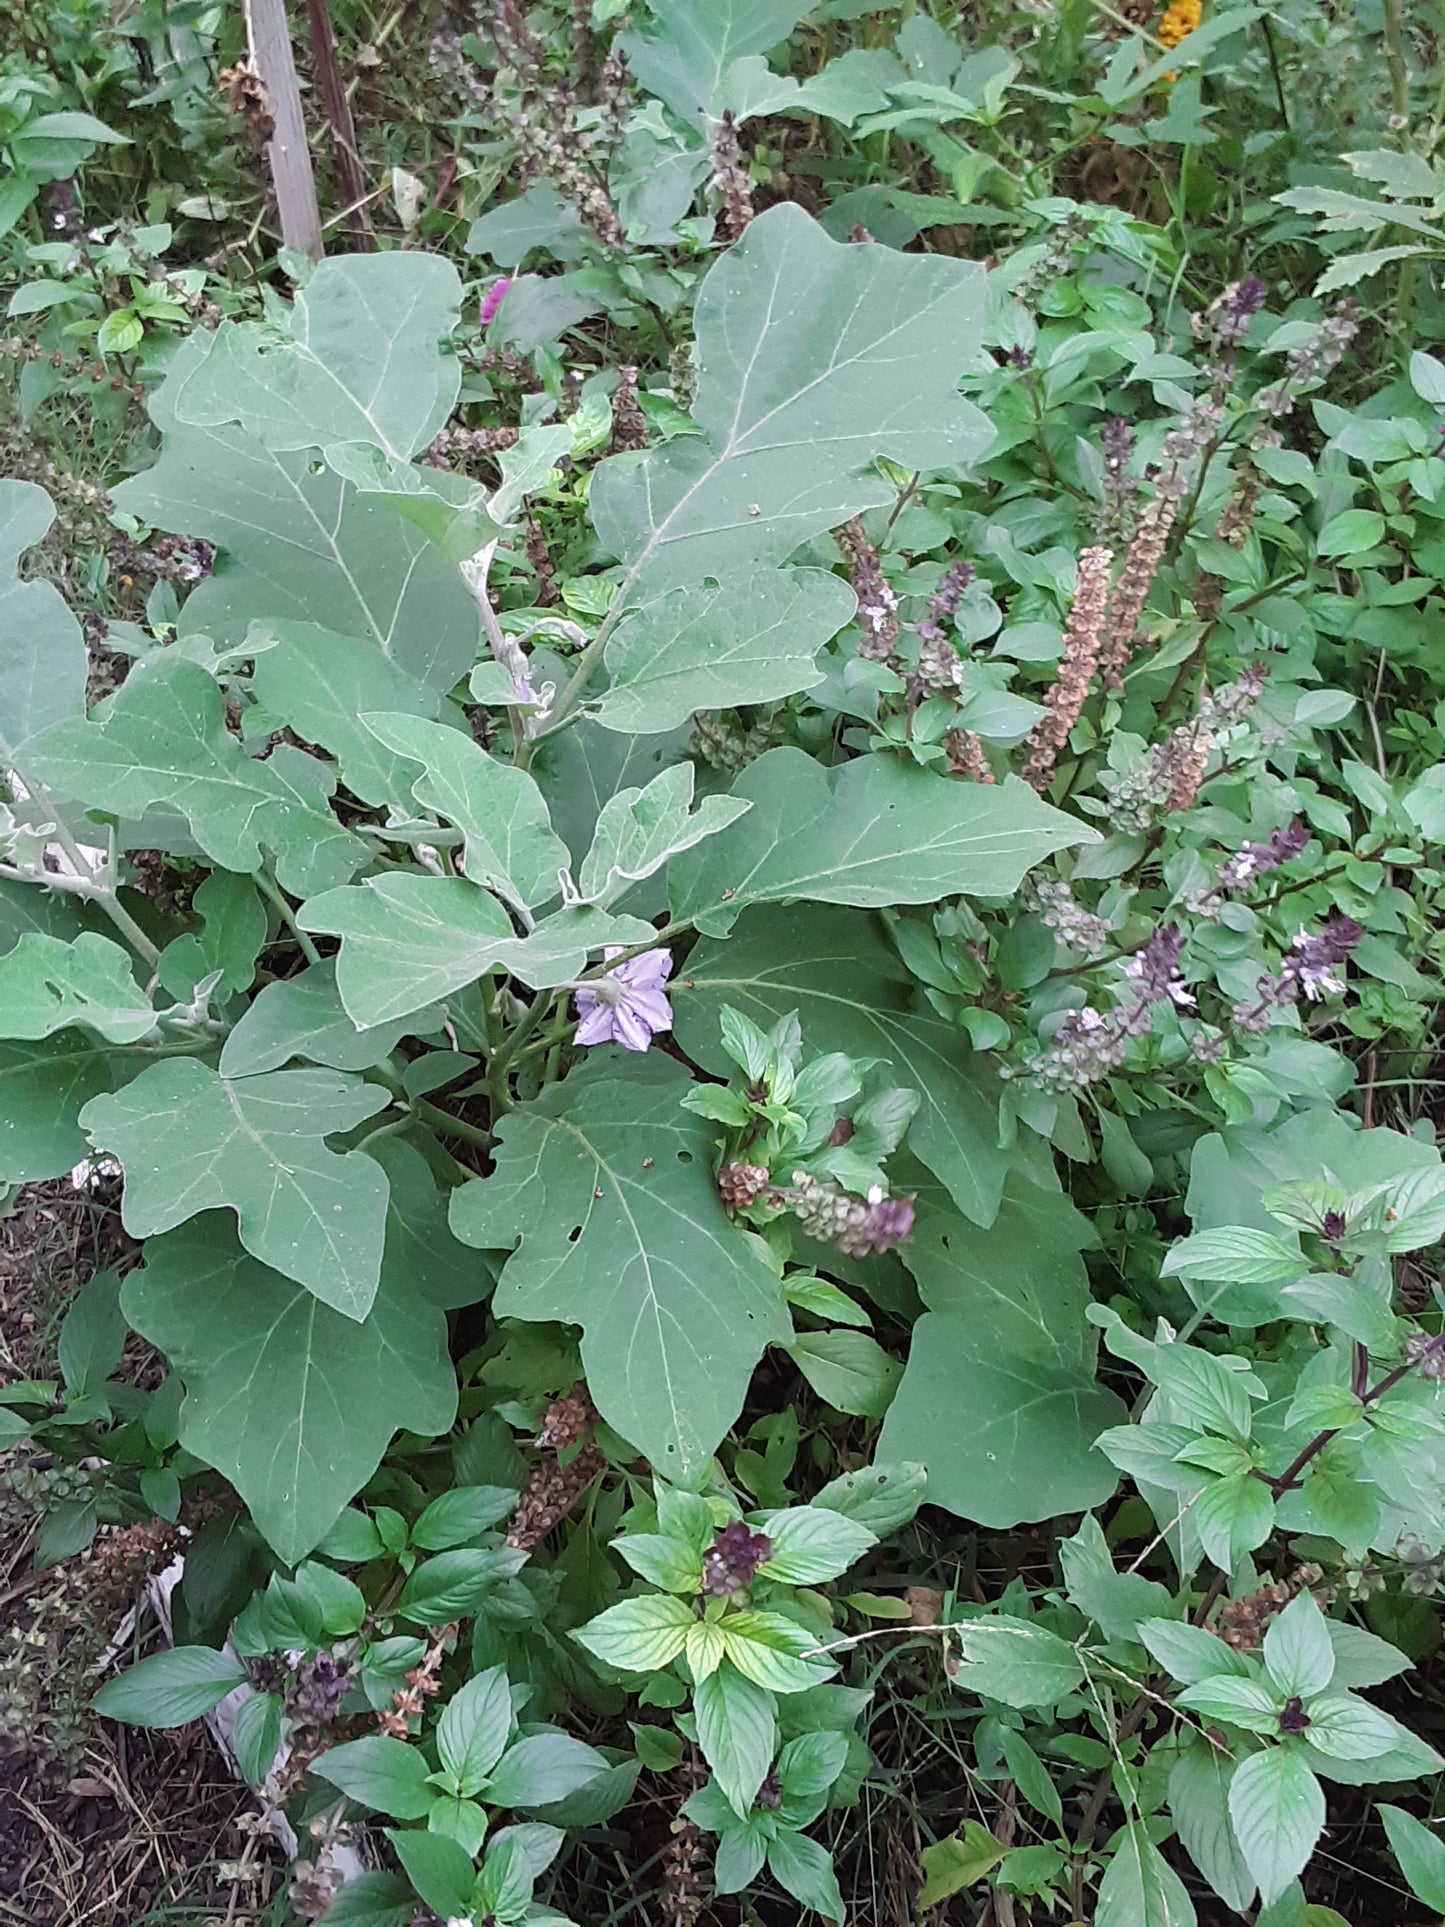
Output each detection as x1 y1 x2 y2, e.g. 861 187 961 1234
574 947 674 1052
479 277 513 326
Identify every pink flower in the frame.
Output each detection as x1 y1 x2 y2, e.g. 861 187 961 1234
574 948 673 1052
479 277 512 326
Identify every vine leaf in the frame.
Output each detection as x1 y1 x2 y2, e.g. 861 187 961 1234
590 204 992 596
299 876 654 1029
79 1060 392 1319
248 621 441 807
361 712 570 915
450 1058 790 1479
168 253 463 461
0 481 86 756
674 902 1010 1225
0 932 156 1044
593 572 856 735
669 750 1094 937
19 655 366 898
122 1211 457 1563
878 1172 1126 1525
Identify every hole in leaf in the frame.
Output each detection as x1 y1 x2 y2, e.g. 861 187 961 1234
567 1226 583 1244
677 1150 693 1164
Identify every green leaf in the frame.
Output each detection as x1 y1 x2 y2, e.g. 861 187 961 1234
81 1060 390 1318
574 1594 696 1672
1137 1619 1249 1686
1379 1804 1445 1914
720 1611 834 1692
810 1462 926 1537
1324 1621 1411 1690
613 1532 704 1593
785 1330 902 1418
0 481 86 755
917 1823 1007 1907
248 621 441 808
755 1508 876 1586
313 1735 433 1819
766 1829 844 1924
1168 1741 1254 1914
1162 1228 1305 1287
121 1213 456 1564
1175 1677 1284 1734
1316 509 1387 560
714 1818 769 1893
879 1175 1125 1526
669 751 1092 937
953 1616 1084 1709
1058 1514 1171 1643
21 654 364 899
474 1830 536 1918
219 959 430 1077
578 763 750 906
999 1728 1063 1827
386 1827 476 1918
412 1486 518 1550
620 1 815 123
111 358 478 689
158 871 267 1004
694 1661 777 1818
300 879 651 1029
313 1871 415 1926
170 254 462 461
1096 1818 1198 1926
674 904 1010 1225
231 1691 284 1786
450 1059 790 1481
360 712 570 916
0 1033 128 1183
1227 1747 1324 1907
590 204 990 596
1262 1594 1335 1700
594 572 855 734
1301 1693 1400 1761
57 1268 126 1398
1194 1474 1275 1573
438 1666 514 1795
485 1732 611 1808
92 1646 247 1728
395 1546 528 1623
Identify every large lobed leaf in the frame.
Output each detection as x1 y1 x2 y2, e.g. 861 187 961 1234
450 1057 790 1479
0 480 87 756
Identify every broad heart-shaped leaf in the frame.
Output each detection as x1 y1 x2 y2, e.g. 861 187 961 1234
300 876 655 1028
450 1056 790 1480
360 712 569 913
878 1171 1126 1526
248 621 441 807
0 481 86 755
669 751 1093 937
121 1211 457 1563
1096 1818 1199 1926
170 253 462 460
220 958 433 1077
19 654 365 899
589 205 991 597
620 0 814 123
674 903 1010 1225
0 932 156 1044
80 1060 391 1318
579 763 750 907
1227 1746 1325 1907
111 346 478 690
593 570 855 734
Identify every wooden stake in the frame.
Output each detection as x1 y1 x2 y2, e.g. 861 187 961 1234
245 0 324 262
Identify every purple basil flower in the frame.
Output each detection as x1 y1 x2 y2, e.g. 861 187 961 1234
1219 818 1309 889
701 1520 773 1597
838 1191 916 1258
1123 924 1194 1010
574 947 673 1052
479 277 513 326
1282 916 1364 1001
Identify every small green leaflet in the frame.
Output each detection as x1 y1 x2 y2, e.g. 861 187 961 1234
593 572 856 734
80 1060 391 1318
0 481 87 755
669 751 1094 936
450 1058 790 1479
299 875 655 1028
122 1211 457 1563
361 711 570 914
19 654 365 898
0 932 156 1043
168 253 463 461
590 203 992 595
578 763 750 907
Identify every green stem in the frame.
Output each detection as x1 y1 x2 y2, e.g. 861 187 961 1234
255 868 322 965
411 1098 494 1152
1380 0 1411 128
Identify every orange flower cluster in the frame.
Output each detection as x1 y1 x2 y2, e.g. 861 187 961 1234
1158 0 1201 48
